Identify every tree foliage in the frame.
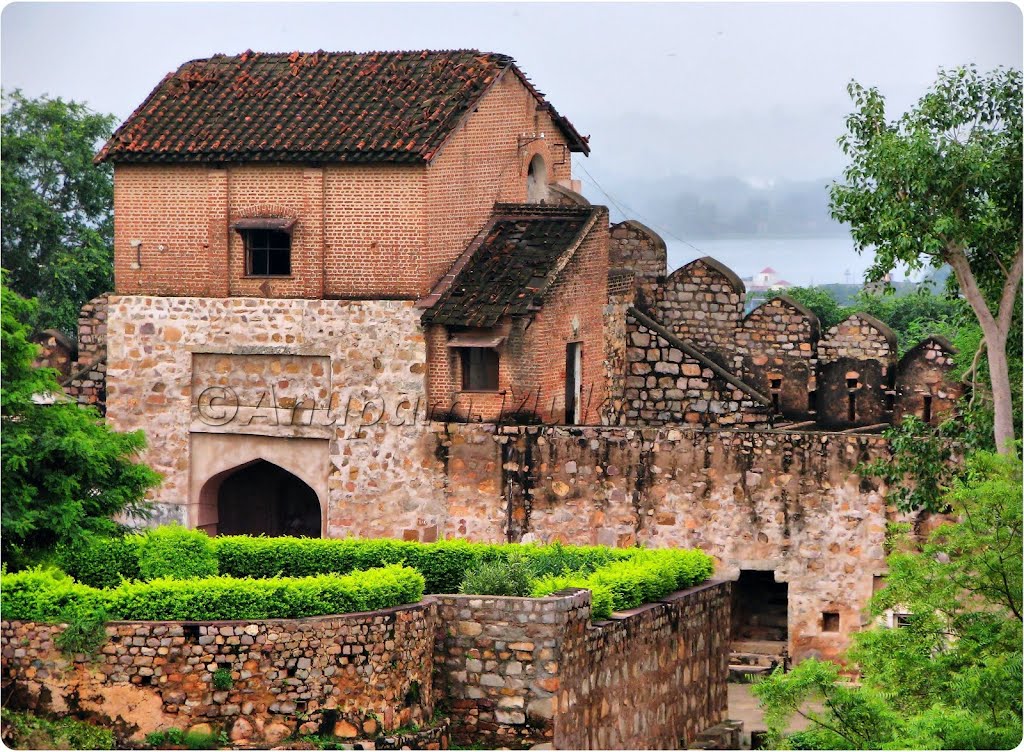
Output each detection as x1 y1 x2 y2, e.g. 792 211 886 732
1 89 116 335
1 281 160 568
830 65 1023 453
754 451 1024 750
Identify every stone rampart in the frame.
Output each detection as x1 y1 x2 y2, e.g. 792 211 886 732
1 602 437 745
433 582 731 749
441 423 895 662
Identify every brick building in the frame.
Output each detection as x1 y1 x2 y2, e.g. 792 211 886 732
65 48 965 665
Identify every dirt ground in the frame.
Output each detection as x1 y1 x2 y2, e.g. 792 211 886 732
727 683 818 749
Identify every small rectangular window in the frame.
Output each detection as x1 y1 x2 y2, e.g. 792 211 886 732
822 612 840 632
243 229 292 276
461 348 499 392
922 394 933 424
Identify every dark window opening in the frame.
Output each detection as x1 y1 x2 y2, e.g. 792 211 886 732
771 393 780 412
461 348 499 392
822 611 840 632
808 389 817 412
243 229 291 276
846 376 859 389
885 390 896 411
894 613 914 629
847 392 857 422
922 394 933 424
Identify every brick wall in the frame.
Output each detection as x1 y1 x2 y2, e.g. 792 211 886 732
1 602 437 745
112 72 574 301
425 215 610 425
425 72 573 292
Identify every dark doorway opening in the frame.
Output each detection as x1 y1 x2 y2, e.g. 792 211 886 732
217 460 321 537
731 570 788 642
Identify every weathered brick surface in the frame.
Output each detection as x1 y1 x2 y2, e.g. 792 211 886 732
817 313 897 429
1 602 437 744
111 73 573 302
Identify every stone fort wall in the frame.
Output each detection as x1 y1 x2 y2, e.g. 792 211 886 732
2 586 729 750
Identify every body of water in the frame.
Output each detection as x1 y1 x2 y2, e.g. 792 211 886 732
665 235 874 287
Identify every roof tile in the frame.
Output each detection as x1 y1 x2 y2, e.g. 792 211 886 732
98 49 588 164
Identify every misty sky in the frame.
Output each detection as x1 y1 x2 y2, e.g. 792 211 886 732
2 2 1021 283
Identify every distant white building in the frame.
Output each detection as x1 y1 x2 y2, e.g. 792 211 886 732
745 267 792 293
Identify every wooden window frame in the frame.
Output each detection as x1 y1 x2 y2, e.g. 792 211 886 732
460 347 500 392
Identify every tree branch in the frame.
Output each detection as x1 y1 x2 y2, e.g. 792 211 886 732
996 243 1023 337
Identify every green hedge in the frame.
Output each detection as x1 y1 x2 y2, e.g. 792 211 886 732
55 535 142 589
1 565 424 622
137 524 218 580
45 527 714 619
64 532 639 593
531 548 715 620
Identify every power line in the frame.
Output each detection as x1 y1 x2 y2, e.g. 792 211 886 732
572 162 709 265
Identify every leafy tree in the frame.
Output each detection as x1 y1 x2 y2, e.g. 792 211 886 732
830 66 1022 454
754 451 1024 749
1 89 116 335
780 286 850 332
1 281 160 568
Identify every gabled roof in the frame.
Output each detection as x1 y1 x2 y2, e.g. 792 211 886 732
759 266 776 274
420 204 600 328
97 49 589 164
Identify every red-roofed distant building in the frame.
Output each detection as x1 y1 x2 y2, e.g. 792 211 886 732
745 266 792 292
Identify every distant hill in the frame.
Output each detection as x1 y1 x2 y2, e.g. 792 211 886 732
611 174 847 239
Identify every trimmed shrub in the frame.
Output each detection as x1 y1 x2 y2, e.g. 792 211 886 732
1 565 424 622
459 551 536 597
531 574 615 620
529 548 715 620
0 567 108 622
55 534 141 588
137 524 218 580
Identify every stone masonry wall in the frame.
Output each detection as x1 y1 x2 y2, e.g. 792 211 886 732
442 423 895 663
652 258 744 366
556 581 730 749
735 297 819 420
894 338 963 425
608 220 666 307
433 583 730 750
104 295 446 537
1 602 437 745
623 313 772 428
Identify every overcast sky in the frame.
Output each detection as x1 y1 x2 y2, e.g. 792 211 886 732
2 1 1021 282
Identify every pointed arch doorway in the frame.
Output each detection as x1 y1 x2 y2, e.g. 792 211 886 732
190 434 329 537
213 460 321 537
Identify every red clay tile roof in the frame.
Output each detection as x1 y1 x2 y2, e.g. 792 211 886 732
421 204 600 328
97 49 589 164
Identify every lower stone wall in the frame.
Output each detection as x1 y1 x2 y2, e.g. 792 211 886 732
557 580 731 749
1 602 437 744
433 583 730 749
443 423 895 663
